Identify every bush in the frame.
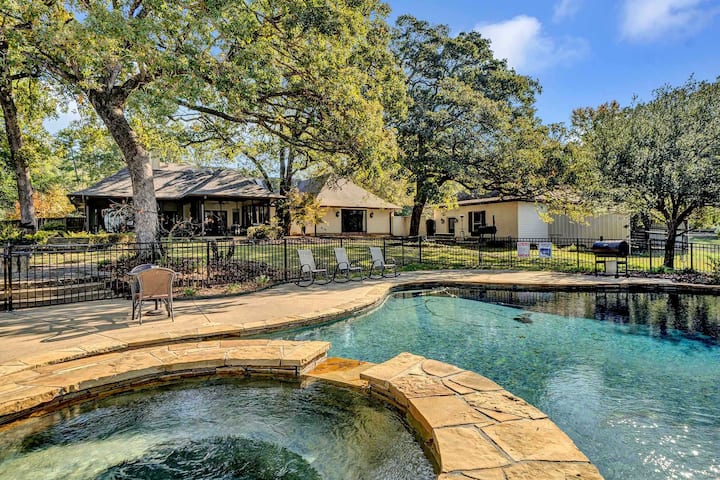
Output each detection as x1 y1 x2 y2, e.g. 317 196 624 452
40 220 67 232
247 224 282 240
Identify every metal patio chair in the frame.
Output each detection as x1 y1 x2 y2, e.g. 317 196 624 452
296 249 330 287
333 247 364 282
368 246 398 279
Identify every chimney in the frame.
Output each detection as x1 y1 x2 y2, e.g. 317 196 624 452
149 151 160 169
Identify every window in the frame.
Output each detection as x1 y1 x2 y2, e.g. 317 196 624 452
469 211 486 233
242 204 269 227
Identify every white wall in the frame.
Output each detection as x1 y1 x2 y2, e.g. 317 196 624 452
290 208 395 235
549 213 629 240
517 202 549 238
433 202 520 238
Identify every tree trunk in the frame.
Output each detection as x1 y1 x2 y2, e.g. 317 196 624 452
409 203 424 237
409 175 429 237
0 43 36 233
89 92 157 244
277 147 293 235
663 220 677 269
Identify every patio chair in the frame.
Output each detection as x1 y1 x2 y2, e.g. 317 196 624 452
333 247 364 282
368 246 398 279
296 249 330 287
131 266 176 324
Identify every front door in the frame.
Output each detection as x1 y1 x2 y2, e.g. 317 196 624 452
341 209 365 233
426 219 436 236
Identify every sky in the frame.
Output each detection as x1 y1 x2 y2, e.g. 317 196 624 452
44 0 720 132
385 0 720 125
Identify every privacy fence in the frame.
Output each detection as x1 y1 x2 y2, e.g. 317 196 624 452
2 236 719 310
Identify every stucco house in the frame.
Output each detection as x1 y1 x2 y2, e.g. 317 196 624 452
68 164 282 235
407 193 629 240
290 176 401 235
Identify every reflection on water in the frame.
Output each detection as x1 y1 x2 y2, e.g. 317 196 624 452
279 288 720 480
402 287 720 342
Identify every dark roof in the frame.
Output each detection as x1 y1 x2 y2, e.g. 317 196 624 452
69 164 283 200
297 175 400 209
456 190 527 205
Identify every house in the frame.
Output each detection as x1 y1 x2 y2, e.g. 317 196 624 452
414 193 629 240
68 164 283 235
290 176 401 235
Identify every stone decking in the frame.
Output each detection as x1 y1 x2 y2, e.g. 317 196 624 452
357 353 604 480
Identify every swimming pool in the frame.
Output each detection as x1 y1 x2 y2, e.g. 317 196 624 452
279 287 720 480
0 379 434 480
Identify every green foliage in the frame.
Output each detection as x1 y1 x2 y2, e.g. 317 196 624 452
254 274 271 286
247 224 283 240
287 188 326 234
390 16 571 235
39 220 66 231
573 77 720 267
0 224 22 242
182 287 198 297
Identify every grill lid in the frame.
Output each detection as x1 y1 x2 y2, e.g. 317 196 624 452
591 240 629 256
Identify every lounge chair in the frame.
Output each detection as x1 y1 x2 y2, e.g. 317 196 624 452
296 249 330 286
333 247 364 282
131 266 176 324
368 246 398 278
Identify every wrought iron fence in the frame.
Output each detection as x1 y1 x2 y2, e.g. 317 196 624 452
2 235 719 310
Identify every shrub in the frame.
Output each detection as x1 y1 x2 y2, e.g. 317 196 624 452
247 224 282 240
40 220 67 231
183 287 198 297
0 224 22 242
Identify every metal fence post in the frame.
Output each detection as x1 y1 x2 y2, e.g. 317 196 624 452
5 245 12 311
690 242 694 271
648 239 653 271
576 237 580 270
478 237 482 266
284 237 288 282
401 237 405 266
205 240 211 285
418 236 422 264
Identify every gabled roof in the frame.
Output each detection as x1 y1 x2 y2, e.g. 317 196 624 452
297 175 400 209
69 164 283 200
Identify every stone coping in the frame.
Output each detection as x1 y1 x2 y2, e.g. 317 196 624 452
0 339 330 426
356 353 604 480
0 344 604 480
2 270 712 377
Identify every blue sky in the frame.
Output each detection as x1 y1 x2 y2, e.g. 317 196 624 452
386 0 720 125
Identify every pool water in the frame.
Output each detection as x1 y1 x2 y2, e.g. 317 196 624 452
0 379 434 480
280 288 720 480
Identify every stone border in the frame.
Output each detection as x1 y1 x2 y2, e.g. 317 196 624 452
358 352 604 480
0 339 330 426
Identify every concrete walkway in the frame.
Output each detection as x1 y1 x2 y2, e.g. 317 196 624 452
0 270 691 373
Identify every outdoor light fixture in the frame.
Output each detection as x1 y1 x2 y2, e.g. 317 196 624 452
440 218 445 224
369 212 374 218
335 211 340 217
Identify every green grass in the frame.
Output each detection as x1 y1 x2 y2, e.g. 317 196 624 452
11 237 720 280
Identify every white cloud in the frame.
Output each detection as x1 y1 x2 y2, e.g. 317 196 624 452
621 0 718 41
475 15 589 73
554 0 582 22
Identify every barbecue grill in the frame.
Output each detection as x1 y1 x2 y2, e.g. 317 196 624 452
592 240 629 277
